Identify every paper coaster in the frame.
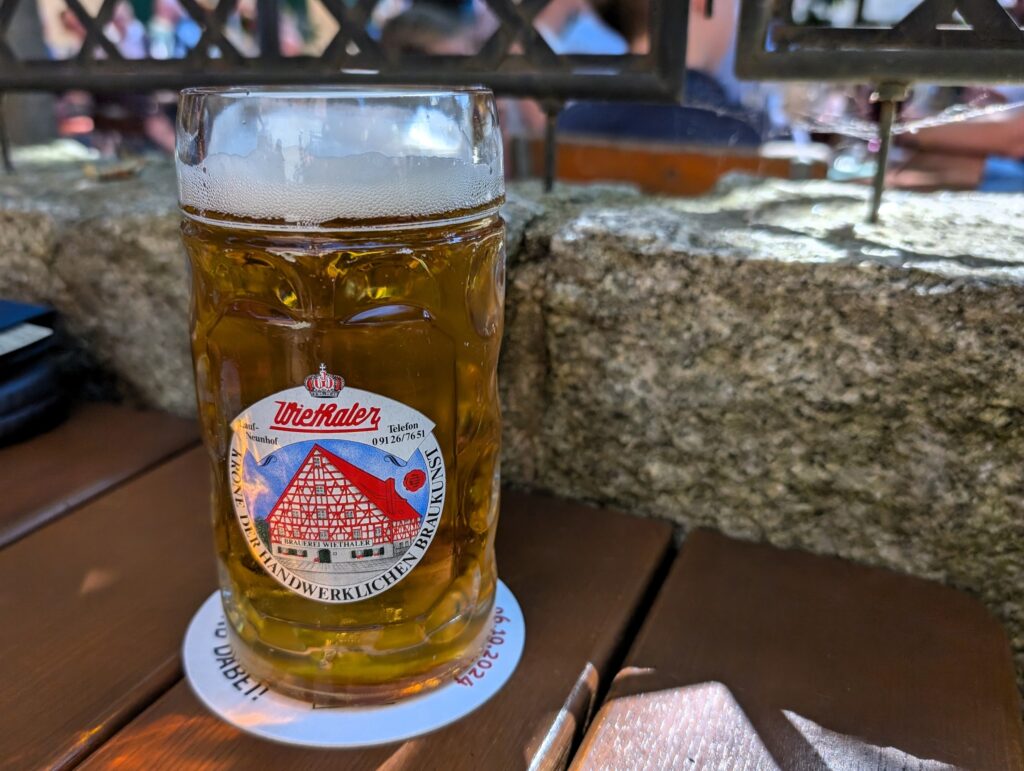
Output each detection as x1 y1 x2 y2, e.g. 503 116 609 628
182 580 525 748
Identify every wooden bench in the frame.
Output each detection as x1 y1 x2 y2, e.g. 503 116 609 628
517 136 828 197
0 405 1020 770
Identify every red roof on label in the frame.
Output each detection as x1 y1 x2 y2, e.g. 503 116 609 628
313 445 421 524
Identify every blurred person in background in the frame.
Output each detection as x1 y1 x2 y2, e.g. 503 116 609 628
381 2 532 165
533 0 628 54
380 2 479 55
895 89 1024 192
372 0 493 40
50 8 93 143
106 1 148 59
556 0 770 145
148 0 202 59
53 6 87 57
107 2 176 153
97 1 176 154
48 0 177 155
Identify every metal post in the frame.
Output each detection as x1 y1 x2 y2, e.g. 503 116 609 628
542 102 561 193
256 0 281 58
512 136 531 180
0 93 12 174
868 82 909 224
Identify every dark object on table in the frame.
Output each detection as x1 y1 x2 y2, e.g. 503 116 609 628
0 300 67 444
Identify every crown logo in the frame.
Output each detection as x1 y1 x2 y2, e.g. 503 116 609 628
304 364 344 399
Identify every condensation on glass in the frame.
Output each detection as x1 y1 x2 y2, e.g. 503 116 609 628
176 86 505 704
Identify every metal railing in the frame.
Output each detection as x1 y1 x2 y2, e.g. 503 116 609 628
737 0 1024 84
0 0 688 184
0 0 686 98
4 0 1024 214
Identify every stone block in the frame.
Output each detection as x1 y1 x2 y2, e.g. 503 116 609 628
1 163 1020 689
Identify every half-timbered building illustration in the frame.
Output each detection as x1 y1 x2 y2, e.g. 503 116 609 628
264 444 422 579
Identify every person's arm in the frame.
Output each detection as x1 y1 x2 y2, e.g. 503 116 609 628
887 150 986 191
901 108 1024 159
144 112 177 154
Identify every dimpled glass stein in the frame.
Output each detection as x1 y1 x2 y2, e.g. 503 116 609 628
176 86 505 704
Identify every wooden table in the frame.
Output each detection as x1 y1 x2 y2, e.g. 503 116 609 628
0 406 1020 770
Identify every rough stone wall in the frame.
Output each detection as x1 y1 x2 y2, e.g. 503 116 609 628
0 164 192 413
501 180 1024 692
1 164 1021 688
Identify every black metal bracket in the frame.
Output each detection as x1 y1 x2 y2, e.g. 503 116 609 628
736 0 1024 84
736 0 1024 221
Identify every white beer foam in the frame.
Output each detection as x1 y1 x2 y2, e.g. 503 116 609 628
178 152 501 225
177 100 503 224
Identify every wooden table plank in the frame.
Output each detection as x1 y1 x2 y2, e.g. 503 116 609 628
78 490 673 771
0 447 216 770
0 402 198 548
572 530 1024 771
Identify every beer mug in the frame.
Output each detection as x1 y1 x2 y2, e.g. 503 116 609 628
176 87 505 704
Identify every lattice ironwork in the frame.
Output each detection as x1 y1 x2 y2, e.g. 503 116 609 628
0 0 686 100
737 0 1024 84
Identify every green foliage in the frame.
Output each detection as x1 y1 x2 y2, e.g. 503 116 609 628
255 518 271 549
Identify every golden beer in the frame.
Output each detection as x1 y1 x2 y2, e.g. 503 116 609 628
177 87 505 704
